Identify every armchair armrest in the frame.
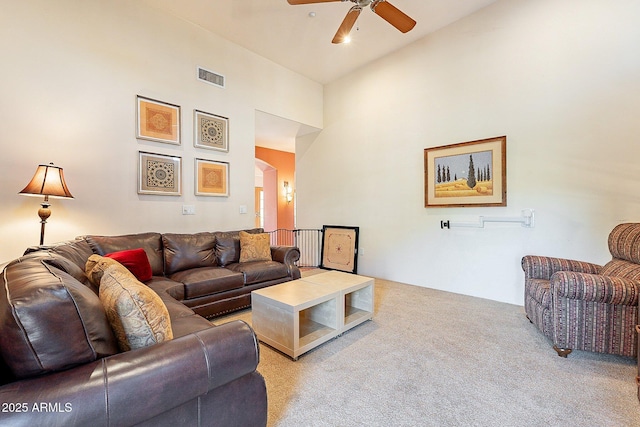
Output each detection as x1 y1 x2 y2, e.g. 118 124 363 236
521 255 601 280
271 246 301 279
0 320 260 427
552 271 639 305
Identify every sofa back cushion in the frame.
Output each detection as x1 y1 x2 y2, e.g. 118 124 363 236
600 258 640 281
162 232 217 275
85 254 137 287
24 239 95 289
239 231 272 263
608 223 640 264
0 256 118 379
105 248 153 282
85 233 164 276
214 228 263 267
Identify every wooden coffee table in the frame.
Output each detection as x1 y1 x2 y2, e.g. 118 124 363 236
251 270 374 360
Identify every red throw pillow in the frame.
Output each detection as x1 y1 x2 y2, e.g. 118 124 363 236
105 248 153 282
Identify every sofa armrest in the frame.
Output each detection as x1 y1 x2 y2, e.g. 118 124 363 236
551 271 640 305
271 246 301 279
521 255 601 280
0 320 260 427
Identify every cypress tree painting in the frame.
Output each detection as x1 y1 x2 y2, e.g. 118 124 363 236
424 136 506 207
432 150 493 197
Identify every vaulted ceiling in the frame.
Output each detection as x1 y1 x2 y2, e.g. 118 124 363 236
142 0 499 152
143 0 498 85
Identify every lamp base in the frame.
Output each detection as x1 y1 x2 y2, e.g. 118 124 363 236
38 202 51 246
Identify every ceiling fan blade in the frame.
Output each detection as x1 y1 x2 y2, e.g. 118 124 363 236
371 0 416 33
287 0 343 4
332 6 362 44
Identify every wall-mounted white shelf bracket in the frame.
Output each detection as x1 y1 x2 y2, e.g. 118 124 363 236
441 209 535 229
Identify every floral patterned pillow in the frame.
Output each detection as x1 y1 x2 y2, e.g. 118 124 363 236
99 265 173 351
238 231 272 263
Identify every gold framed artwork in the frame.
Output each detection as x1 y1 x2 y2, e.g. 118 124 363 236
194 110 229 152
424 136 506 208
195 158 229 197
136 96 181 145
320 225 359 274
138 151 182 196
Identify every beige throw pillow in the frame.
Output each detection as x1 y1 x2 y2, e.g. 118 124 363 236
99 265 173 351
238 231 272 263
85 254 134 287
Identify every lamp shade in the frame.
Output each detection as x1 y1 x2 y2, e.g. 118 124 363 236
20 163 73 199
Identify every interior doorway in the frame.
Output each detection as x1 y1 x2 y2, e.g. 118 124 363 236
254 110 321 232
254 160 277 231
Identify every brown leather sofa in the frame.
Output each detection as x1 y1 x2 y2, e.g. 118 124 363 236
83 228 301 318
0 228 300 426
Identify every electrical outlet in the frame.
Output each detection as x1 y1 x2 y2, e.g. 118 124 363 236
182 205 195 215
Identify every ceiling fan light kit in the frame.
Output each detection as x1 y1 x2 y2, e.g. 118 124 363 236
287 0 416 44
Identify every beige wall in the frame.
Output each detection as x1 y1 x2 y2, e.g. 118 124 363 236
296 0 640 304
0 0 322 262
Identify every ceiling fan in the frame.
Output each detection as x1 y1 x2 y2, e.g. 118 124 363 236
287 0 417 44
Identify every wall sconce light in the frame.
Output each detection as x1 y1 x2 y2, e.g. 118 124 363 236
283 181 293 204
19 162 74 245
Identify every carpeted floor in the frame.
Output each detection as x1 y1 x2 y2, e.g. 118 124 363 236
214 271 639 426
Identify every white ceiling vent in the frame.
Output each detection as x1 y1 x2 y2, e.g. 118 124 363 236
197 66 225 88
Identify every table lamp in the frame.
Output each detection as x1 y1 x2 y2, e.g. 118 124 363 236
19 162 73 245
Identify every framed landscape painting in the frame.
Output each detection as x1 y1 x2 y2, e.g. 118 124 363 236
136 96 181 145
320 225 359 274
195 158 229 197
138 151 182 196
424 136 506 208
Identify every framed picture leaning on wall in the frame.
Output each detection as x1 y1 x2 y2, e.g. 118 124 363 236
320 225 359 274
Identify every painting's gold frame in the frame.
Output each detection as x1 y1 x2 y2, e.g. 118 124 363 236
424 136 506 208
195 158 229 197
136 96 181 145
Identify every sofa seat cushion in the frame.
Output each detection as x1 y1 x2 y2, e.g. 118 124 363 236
100 266 173 351
525 278 551 307
146 276 185 301
170 267 244 299
226 261 289 285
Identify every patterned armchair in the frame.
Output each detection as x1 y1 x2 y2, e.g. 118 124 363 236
522 223 640 357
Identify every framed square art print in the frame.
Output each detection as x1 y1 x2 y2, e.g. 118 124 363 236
138 151 182 196
195 158 229 197
320 225 359 274
194 110 229 152
136 96 181 145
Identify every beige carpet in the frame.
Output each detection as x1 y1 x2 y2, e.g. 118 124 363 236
214 271 639 426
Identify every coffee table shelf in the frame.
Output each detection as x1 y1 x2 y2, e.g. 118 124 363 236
252 270 374 360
